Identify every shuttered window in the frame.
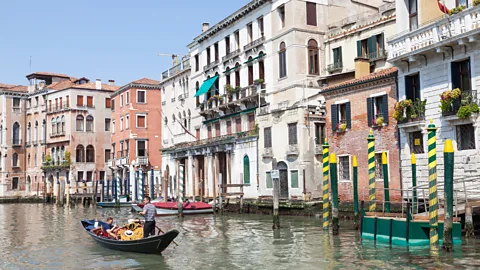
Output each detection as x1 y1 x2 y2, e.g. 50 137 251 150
215 123 221 137
208 125 212 139
137 115 146 128
137 90 146 103
227 121 232 135
331 102 351 131
367 95 389 127
306 2 317 26
266 172 273 189
288 123 297 145
77 95 84 106
236 118 242 133
333 47 342 66
87 96 93 107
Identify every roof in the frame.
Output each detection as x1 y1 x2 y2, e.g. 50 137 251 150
0 83 16 89
131 78 160 85
322 67 398 92
26 71 71 79
46 81 119 92
2 85 28 93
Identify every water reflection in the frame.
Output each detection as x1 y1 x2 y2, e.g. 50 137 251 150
0 204 479 269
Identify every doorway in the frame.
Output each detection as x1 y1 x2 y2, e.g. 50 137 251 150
278 161 289 199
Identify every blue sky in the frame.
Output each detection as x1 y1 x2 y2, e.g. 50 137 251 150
0 0 248 86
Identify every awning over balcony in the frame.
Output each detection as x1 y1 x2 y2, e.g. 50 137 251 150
194 76 219 97
244 53 266 65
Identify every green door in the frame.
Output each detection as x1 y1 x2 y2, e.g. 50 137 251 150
243 155 250 184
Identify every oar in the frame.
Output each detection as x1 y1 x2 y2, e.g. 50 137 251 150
156 225 179 246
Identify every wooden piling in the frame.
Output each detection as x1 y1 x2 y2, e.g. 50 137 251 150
66 183 70 206
330 153 339 235
239 185 244 214
272 158 280 229
443 139 454 251
465 206 475 239
218 174 223 213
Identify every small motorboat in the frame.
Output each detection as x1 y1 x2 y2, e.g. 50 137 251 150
96 201 133 208
81 219 179 254
131 201 214 216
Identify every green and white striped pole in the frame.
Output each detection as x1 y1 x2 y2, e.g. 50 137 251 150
443 139 454 251
138 170 144 203
330 153 339 235
116 176 121 206
411 153 417 214
382 152 390 213
353 155 359 229
322 139 330 230
368 129 376 212
427 120 438 247
178 165 184 217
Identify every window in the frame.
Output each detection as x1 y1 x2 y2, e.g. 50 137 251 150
457 0 468 7
357 34 384 59
35 122 38 142
264 127 272 148
112 120 115 133
227 121 232 135
61 116 65 133
34 154 37 166
87 172 93 182
125 115 129 129
196 128 200 140
451 59 471 91
120 94 124 107
258 17 264 37
236 118 242 133
235 63 241 87
339 156 350 181
409 131 424 154
86 145 95 162
105 98 111 108
105 118 111 132
77 95 84 106
225 36 231 55
13 98 20 108
259 59 265 81
86 96 93 107
234 31 240 50
76 145 85 162
0 125 2 144
77 172 84 182
105 149 111 162
331 102 351 131
333 47 343 67
126 91 130 104
195 54 199 72
456 124 475 150
247 23 253 43
291 170 299 188
248 58 254 85
375 152 387 180
137 141 146 157
306 2 317 26
279 42 287 78
288 123 297 145
120 116 124 131
137 90 146 103
27 122 31 144
278 5 285 28
214 42 219 61
137 114 146 128
215 123 221 137
86 115 94 132
76 115 84 131
243 155 250 184
314 123 325 144
266 171 273 189
248 114 255 131
12 177 19 190
206 47 211 64
308 39 319 75
405 74 421 101
56 117 60 134
111 99 115 111
207 125 212 139
367 95 389 127
12 122 20 144
409 0 418 30
12 153 19 167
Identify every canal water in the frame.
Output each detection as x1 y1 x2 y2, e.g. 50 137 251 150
0 204 479 269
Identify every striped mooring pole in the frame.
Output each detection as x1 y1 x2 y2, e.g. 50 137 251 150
330 153 339 235
116 177 121 204
411 153 417 214
382 152 390 213
368 129 376 212
178 165 184 217
112 179 116 203
322 139 330 230
427 120 438 247
150 168 155 200
353 155 359 229
139 170 144 203
443 139 454 251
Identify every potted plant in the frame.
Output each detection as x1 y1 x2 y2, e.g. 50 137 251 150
448 5 466 15
375 116 384 126
457 103 480 119
336 123 347 132
439 88 461 114
254 78 264 85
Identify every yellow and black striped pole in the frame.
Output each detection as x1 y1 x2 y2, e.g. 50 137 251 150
368 129 376 212
427 120 438 246
322 139 330 230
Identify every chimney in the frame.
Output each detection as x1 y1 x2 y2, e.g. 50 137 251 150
108 79 115 86
96 79 102 90
354 57 370 79
202 22 210 33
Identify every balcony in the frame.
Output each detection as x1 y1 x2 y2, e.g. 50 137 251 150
244 36 266 52
13 107 21 114
326 62 343 73
161 58 191 80
12 139 22 147
222 49 241 63
117 150 129 167
107 159 115 168
50 131 66 138
314 144 323 156
286 144 299 156
38 139 46 145
441 89 478 119
47 102 71 114
262 147 274 159
203 59 220 72
396 99 426 131
136 156 149 166
41 160 70 171
388 5 480 61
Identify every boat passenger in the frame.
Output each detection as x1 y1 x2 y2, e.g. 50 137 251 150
103 217 119 240
140 196 156 238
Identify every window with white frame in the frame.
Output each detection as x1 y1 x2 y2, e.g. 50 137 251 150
137 90 146 103
120 94 124 107
125 115 129 129
126 91 130 104
338 155 350 181
105 118 111 132
112 120 115 133
137 114 146 128
120 116 124 131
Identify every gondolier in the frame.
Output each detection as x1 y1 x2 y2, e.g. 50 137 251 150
140 196 156 238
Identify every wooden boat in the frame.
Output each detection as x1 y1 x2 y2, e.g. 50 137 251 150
81 220 179 254
97 201 133 208
131 201 214 216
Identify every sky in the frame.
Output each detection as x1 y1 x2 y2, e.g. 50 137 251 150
0 0 248 86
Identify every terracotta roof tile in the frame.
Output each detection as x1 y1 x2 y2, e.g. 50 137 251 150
70 82 120 92
322 67 398 92
0 83 16 89
26 71 71 78
5 85 28 93
131 78 160 85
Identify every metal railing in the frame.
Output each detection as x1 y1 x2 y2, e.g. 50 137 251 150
326 62 343 72
397 99 426 124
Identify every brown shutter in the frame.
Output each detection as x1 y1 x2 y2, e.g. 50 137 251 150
77 95 83 106
306 2 317 26
208 126 212 139
87 96 93 107
215 123 221 137
236 118 242 132
105 98 111 108
59 97 63 109
248 114 255 130
66 96 70 107
138 115 145 128
227 121 232 135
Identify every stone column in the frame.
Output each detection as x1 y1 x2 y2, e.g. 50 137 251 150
214 153 219 198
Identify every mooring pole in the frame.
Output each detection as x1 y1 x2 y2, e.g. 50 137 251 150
101 180 105 202
116 177 121 207
465 206 475 239
322 139 330 230
330 153 339 235
411 153 417 214
135 170 139 202
150 168 155 200
368 129 376 212
140 170 145 202
112 178 117 204
353 155 359 229
106 179 110 202
382 152 390 213
94 179 98 204
119 174 123 196
178 165 184 217
66 182 70 206
443 139 454 251
272 158 280 229
427 120 438 247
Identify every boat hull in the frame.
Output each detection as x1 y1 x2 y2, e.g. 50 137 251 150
97 202 133 208
131 204 214 216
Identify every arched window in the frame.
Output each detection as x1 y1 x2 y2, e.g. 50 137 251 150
12 122 20 145
27 122 31 144
258 52 265 82
34 153 37 167
86 115 94 132
12 152 18 167
76 115 84 131
35 121 38 142
235 63 241 87
56 116 60 134
164 116 168 125
42 120 46 141
51 118 56 135
76 145 85 162
61 116 65 133
308 39 319 75
225 66 231 86
279 42 287 78
248 57 254 85
86 145 95 162
243 155 250 184
214 72 220 95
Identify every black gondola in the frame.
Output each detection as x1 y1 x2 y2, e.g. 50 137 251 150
81 220 179 254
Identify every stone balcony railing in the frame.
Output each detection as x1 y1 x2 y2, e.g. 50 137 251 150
326 62 343 73
222 49 241 63
388 6 480 61
286 144 299 156
204 60 220 72
262 147 273 159
136 156 149 166
244 36 266 52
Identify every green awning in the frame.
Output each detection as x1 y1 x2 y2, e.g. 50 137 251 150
203 118 220 125
241 107 258 114
244 53 266 65
223 66 240 74
194 76 219 97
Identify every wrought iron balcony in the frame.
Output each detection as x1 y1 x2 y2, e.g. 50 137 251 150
326 62 343 73
203 59 220 72
244 36 266 52
222 49 241 63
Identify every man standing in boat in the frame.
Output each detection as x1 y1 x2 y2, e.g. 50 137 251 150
140 196 156 238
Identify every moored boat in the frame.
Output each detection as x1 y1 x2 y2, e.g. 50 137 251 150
131 201 214 216
96 201 133 208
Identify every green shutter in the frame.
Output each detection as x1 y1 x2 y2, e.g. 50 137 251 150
291 170 298 188
339 47 343 65
346 102 352 129
377 33 384 55
368 36 377 59
382 94 389 125
331 104 338 131
356 40 361 57
333 48 338 65
266 172 272 189
367 98 373 127
243 155 250 184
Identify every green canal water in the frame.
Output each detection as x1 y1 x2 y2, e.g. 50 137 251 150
0 204 479 269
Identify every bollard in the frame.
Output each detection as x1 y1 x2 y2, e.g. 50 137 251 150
322 139 330 230
178 165 184 217
353 155 359 230
427 120 438 247
443 139 454 251
382 152 390 213
330 153 339 235
272 158 280 229
465 206 475 239
368 129 376 212
411 153 417 214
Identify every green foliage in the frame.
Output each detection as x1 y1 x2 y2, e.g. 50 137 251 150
439 88 461 113
448 5 466 15
475 0 480 6
457 103 480 119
